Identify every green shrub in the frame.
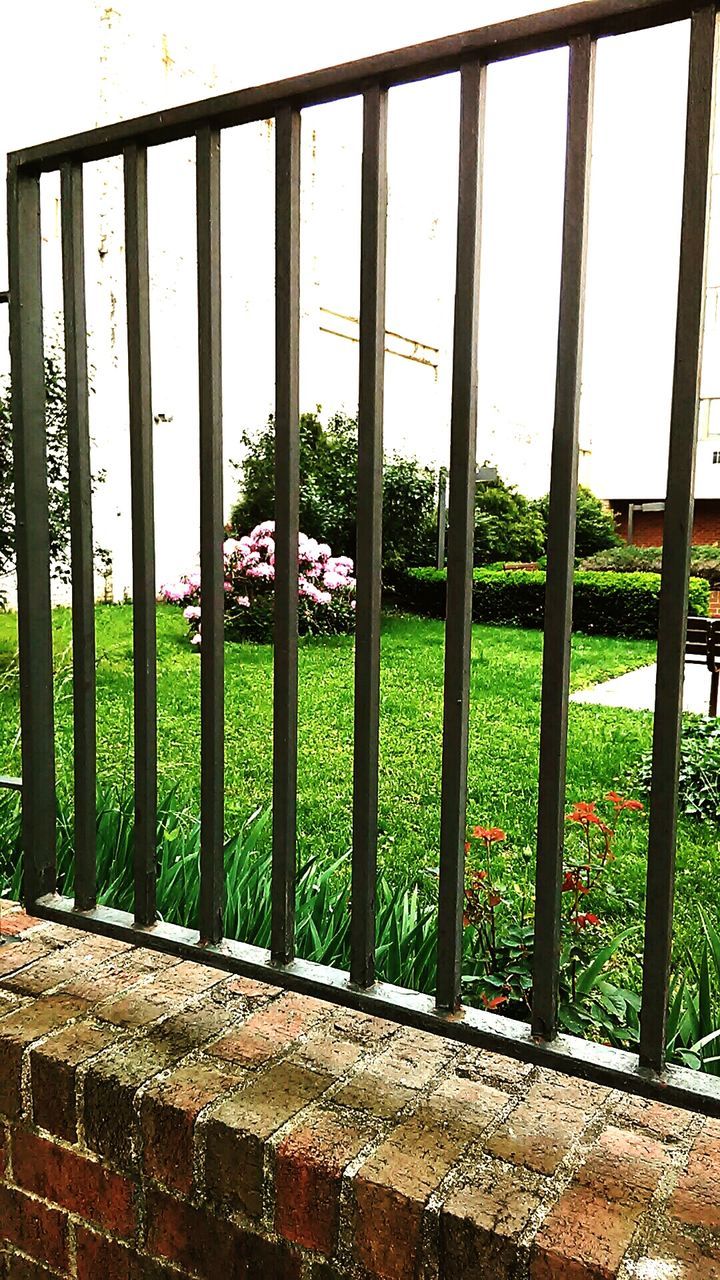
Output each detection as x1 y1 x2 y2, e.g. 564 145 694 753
582 543 720 587
394 567 709 639
474 476 546 566
535 486 619 559
636 716 720 822
229 410 436 572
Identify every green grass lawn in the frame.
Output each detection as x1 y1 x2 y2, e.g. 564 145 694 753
0 604 716 976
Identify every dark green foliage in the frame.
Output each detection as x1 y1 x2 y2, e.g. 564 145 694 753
0 349 72 593
395 567 710 639
636 716 720 822
535 485 619 559
582 543 720 587
229 410 436 570
473 476 545 566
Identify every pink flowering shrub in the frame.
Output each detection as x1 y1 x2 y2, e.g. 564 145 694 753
159 521 356 644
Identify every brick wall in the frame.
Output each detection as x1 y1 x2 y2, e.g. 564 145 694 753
612 498 720 547
1 901 720 1279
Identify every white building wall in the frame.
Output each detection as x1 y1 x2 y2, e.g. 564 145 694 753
1 1 720 601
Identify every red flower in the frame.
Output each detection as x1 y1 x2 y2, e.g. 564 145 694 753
605 791 644 813
488 892 502 908
472 826 506 843
464 842 471 854
480 993 508 1010
562 871 588 894
576 912 602 928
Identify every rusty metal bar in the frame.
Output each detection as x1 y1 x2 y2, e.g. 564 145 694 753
436 60 486 1012
640 5 717 1071
61 160 97 912
10 1 715 172
124 143 157 928
271 106 301 965
532 34 596 1041
196 126 225 945
7 166 56 906
351 85 388 989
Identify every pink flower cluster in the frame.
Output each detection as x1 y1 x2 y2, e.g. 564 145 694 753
159 521 356 645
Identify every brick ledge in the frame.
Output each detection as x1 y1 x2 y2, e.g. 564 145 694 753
1 898 719 1279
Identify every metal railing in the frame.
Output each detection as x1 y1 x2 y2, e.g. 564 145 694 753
7 0 720 1114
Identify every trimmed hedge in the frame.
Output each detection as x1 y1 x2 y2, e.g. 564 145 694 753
581 543 720 587
394 568 710 639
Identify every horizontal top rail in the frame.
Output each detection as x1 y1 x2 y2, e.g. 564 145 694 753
9 0 713 173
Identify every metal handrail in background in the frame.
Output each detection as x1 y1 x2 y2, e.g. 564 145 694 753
7 0 720 1114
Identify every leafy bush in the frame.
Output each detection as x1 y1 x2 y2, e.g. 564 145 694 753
160 521 356 645
229 410 436 572
394 567 709 639
474 476 546 566
582 543 720 587
535 485 619 560
667 908 720 1075
463 795 644 1043
636 716 720 822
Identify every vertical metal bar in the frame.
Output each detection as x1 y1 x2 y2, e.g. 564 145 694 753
351 85 388 989
532 35 595 1041
61 161 97 912
271 106 301 964
436 61 486 1012
196 126 225 945
7 163 56 906
124 143 157 927
640 5 717 1072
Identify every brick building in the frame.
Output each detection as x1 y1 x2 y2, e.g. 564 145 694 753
610 497 720 546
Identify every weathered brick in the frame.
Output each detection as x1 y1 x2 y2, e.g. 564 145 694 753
290 1021 364 1078
56 946 176 1006
484 1093 589 1175
573 1125 667 1204
531 1127 667 1280
441 1161 546 1280
95 970 198 1029
0 940 58 982
0 910 41 938
530 1072 610 1113
531 1185 640 1280
30 1018 123 1140
0 1252 59 1280
75 1224 189 1280
12 1127 135 1236
0 936 120 997
275 1108 374 1254
0 995 89 1119
352 1093 494 1280
609 1093 689 1143
204 1060 333 1217
635 1225 720 1279
83 1034 183 1168
140 1056 245 1193
146 1187 302 1279
208 991 324 1067
669 1120 720 1230
0 1184 68 1272
455 1046 535 1090
334 1027 453 1119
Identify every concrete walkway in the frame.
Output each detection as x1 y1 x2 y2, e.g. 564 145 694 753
571 660 714 715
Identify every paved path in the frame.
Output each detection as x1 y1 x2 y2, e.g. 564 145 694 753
571 660 714 715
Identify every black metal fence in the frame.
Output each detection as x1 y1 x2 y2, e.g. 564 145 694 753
7 0 720 1113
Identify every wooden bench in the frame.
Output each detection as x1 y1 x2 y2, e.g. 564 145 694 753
685 616 720 716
